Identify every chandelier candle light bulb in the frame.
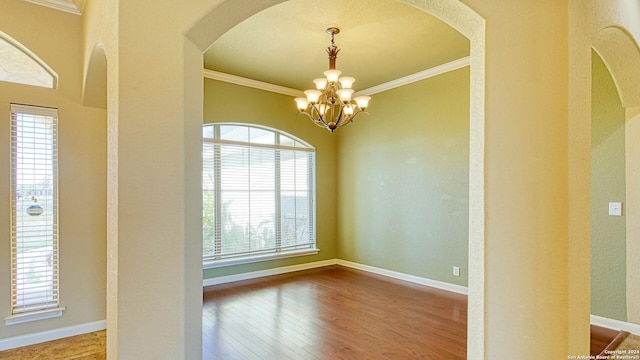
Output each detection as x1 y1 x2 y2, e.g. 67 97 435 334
304 90 322 104
336 88 354 102
294 27 371 133
314 78 327 90
339 76 355 89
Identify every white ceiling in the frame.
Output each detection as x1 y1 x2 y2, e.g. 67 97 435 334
203 0 470 92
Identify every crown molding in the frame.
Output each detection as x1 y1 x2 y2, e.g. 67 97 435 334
72 0 85 13
203 69 304 97
204 56 470 98
24 0 83 15
357 56 470 96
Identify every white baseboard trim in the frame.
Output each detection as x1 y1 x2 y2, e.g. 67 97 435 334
591 314 640 335
0 319 106 351
202 257 468 296
202 259 339 287
337 260 469 295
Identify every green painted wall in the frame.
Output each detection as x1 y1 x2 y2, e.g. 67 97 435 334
203 68 471 287
591 50 627 321
202 79 338 279
336 67 470 286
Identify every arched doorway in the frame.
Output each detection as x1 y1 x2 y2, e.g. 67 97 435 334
185 0 485 357
592 26 640 327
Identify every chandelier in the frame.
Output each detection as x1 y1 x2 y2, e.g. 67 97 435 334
295 27 371 133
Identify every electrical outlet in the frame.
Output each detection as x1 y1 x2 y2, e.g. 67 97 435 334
453 266 460 277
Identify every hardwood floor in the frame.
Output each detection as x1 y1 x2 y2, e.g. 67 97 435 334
590 325 630 357
0 330 105 359
202 265 468 359
0 266 628 359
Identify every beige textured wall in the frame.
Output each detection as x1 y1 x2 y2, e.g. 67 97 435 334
0 0 107 340
467 2 573 358
92 0 215 358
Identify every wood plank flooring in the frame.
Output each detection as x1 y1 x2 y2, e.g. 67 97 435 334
591 325 621 356
0 330 105 359
202 265 468 359
0 265 627 359
590 325 630 357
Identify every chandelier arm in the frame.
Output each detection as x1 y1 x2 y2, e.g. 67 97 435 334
297 111 331 129
310 104 330 127
339 109 369 128
329 102 337 127
335 104 346 128
309 104 319 119
296 111 315 121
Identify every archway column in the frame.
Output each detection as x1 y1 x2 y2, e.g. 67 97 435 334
105 1 205 358
473 1 581 358
567 0 594 355
626 106 640 324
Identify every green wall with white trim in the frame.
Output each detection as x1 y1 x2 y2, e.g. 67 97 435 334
336 67 470 286
203 67 471 286
591 50 627 321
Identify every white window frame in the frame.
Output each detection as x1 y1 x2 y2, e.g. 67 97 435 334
0 31 58 89
203 123 318 268
5 104 64 326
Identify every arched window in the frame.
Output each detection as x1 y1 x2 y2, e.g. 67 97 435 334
0 32 57 88
203 123 317 266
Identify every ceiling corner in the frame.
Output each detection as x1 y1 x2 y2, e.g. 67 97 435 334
24 0 83 15
72 0 85 13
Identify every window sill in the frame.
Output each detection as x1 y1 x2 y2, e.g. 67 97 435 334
4 306 66 326
203 248 320 269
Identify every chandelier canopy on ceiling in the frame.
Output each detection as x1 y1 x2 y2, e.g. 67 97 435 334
295 27 371 133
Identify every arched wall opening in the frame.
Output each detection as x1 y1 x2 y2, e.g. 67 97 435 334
592 26 640 326
185 0 486 357
83 44 107 109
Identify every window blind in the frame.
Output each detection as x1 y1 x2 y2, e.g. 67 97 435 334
203 124 315 263
10 104 59 315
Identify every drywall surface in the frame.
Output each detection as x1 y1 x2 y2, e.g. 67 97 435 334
337 67 470 287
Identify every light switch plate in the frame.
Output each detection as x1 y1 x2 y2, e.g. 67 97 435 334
609 202 623 216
